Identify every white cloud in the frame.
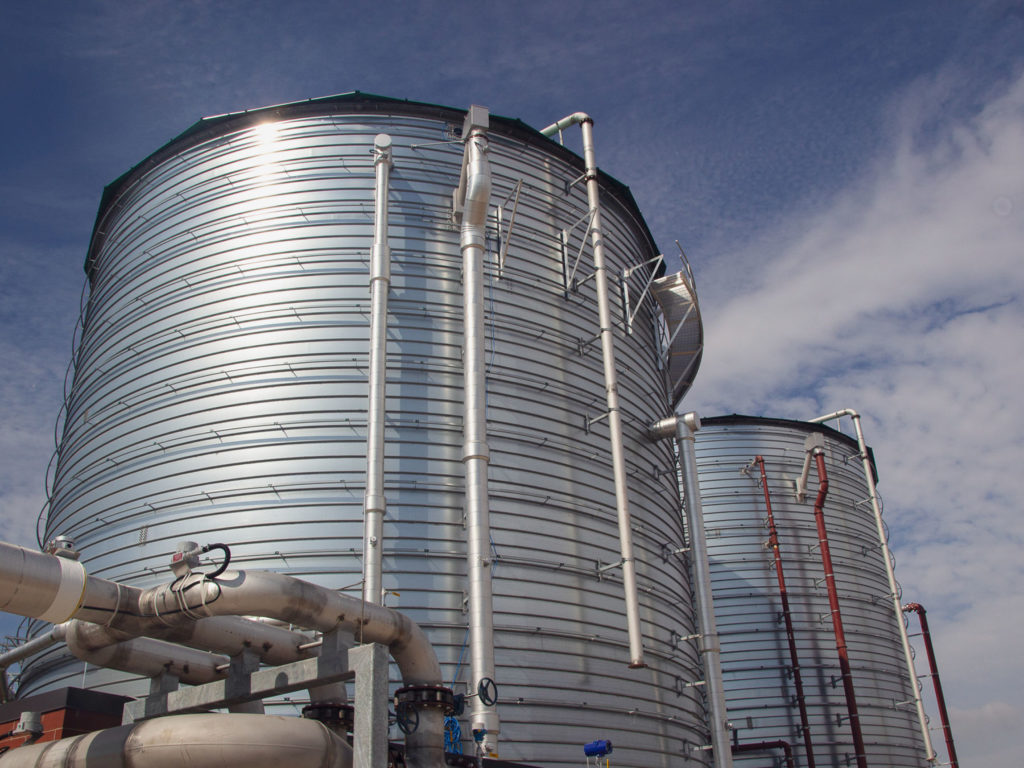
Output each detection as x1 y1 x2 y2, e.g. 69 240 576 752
687 69 1024 766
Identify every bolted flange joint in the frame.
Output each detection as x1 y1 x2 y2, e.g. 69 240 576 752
394 683 456 713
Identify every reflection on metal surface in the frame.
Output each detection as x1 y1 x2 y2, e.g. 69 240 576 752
25 96 707 768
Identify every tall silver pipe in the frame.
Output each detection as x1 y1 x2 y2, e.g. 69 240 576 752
650 412 733 768
540 113 645 668
363 133 394 607
0 713 351 768
455 106 499 756
811 408 936 762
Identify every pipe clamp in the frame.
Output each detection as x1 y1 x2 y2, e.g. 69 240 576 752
39 556 87 624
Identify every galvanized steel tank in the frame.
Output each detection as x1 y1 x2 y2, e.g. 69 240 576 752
692 415 928 768
24 94 707 767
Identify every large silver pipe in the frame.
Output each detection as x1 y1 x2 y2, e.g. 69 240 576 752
540 113 645 668
363 133 394 608
0 543 444 768
810 408 936 762
0 713 351 768
143 615 318 667
455 106 499 756
63 620 228 685
649 412 733 768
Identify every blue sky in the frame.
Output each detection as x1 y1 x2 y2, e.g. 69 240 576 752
1 2 1022 764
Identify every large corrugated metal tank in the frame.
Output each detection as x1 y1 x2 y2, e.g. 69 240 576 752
21 94 707 767
692 415 928 768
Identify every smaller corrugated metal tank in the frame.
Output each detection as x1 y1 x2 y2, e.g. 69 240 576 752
692 416 927 768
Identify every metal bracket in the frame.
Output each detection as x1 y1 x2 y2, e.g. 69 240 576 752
621 254 665 334
494 179 523 278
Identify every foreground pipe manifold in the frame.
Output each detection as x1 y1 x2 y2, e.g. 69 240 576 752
0 541 445 768
0 713 351 768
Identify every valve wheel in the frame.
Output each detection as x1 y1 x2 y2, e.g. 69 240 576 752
477 677 498 706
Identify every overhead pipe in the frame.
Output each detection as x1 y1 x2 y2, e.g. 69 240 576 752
363 133 394 608
807 446 868 768
0 628 62 703
63 620 229 685
0 541 445 768
751 456 816 768
903 603 959 768
811 409 936 761
542 112 645 669
0 713 351 768
649 412 732 768
454 105 499 757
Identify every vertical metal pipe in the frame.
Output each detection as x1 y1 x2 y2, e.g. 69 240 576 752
903 603 959 768
362 134 393 608
456 106 499 757
540 113 645 668
810 449 868 768
811 409 936 761
755 456 816 768
676 413 733 768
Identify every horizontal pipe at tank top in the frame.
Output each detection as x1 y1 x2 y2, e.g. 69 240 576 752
649 412 732 768
543 112 645 669
808 447 868 768
751 455 816 768
810 408 936 761
903 603 959 768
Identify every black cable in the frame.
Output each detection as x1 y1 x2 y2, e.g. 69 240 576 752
201 543 231 579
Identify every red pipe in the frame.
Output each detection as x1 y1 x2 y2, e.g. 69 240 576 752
755 456 816 768
903 603 958 768
811 450 868 768
733 740 796 768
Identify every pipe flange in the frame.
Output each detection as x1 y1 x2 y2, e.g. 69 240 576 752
394 684 455 712
302 702 354 729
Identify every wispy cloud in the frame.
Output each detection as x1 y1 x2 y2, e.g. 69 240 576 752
687 68 1024 761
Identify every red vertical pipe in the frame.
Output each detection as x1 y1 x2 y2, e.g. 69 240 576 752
903 603 959 768
811 450 868 768
756 456 816 768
